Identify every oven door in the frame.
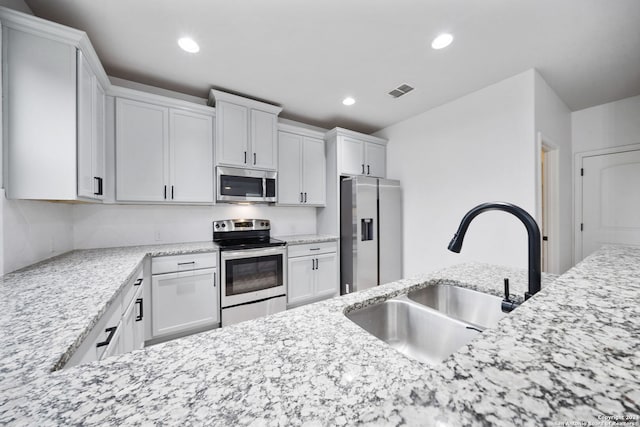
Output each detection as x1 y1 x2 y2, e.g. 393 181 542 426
220 246 286 308
217 166 277 203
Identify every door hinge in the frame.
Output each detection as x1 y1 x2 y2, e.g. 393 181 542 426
580 168 584 176
580 223 584 231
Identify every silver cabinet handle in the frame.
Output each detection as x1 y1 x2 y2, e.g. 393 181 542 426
311 258 315 270
361 164 365 174
367 165 370 175
304 192 307 203
300 192 303 203
213 271 217 287
253 153 256 165
309 248 320 251
177 261 195 266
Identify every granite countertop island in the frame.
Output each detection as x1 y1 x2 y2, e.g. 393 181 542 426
1 245 639 426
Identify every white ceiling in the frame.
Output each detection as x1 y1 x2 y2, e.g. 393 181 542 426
25 0 640 134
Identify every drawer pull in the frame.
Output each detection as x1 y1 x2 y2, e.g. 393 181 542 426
309 248 321 251
96 326 117 348
134 278 143 286
135 298 143 321
177 261 196 266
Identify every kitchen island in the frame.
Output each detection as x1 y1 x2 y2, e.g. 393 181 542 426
1 245 638 426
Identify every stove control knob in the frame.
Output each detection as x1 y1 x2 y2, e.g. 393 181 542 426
221 223 226 228
215 224 220 229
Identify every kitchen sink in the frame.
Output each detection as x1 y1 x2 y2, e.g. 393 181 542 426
407 284 507 329
346 296 483 365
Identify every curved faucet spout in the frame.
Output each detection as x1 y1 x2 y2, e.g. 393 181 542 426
448 202 541 300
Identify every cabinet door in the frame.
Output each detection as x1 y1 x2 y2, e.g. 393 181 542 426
151 268 219 338
93 81 106 198
251 109 277 170
169 109 214 203
277 131 303 205
302 137 326 206
287 256 315 307
314 252 339 299
365 142 386 178
102 322 123 360
77 51 95 199
216 101 248 167
4 28 77 200
122 287 144 353
340 136 365 175
122 295 136 354
116 98 169 201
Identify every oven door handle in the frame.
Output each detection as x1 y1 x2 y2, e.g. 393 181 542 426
221 246 286 259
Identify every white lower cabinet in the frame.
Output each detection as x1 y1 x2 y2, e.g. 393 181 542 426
287 241 339 308
151 253 219 339
121 286 144 353
287 256 315 305
66 267 145 368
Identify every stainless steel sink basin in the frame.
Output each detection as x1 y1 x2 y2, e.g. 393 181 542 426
408 284 507 329
346 296 482 365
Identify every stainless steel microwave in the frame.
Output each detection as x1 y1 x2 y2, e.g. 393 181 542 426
216 166 277 203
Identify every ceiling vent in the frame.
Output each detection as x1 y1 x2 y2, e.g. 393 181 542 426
388 84 414 98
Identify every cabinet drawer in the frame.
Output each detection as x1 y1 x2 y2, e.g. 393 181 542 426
120 266 144 315
288 241 337 258
152 252 217 275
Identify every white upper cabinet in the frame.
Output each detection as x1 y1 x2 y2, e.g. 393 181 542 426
114 89 214 204
116 98 169 202
340 137 366 176
335 131 387 178
169 109 214 203
364 141 386 178
302 136 326 205
1 9 109 201
277 132 303 205
251 109 278 169
277 125 326 206
216 101 248 166
209 90 282 171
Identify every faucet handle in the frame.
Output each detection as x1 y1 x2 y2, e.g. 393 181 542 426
501 277 520 313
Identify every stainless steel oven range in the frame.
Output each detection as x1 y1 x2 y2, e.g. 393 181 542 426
213 219 286 326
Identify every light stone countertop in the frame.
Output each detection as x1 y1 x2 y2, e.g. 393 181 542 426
1 244 639 426
0 241 217 391
274 234 339 245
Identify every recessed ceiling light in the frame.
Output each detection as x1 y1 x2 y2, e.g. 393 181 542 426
178 37 200 53
342 97 356 106
431 33 453 50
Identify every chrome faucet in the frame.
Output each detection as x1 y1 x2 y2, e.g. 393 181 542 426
447 202 542 312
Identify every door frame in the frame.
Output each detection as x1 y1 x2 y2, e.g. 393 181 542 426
535 132 560 273
573 142 640 265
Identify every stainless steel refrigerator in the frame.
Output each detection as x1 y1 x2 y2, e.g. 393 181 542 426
340 176 402 294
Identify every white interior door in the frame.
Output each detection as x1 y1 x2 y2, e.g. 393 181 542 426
581 149 640 260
